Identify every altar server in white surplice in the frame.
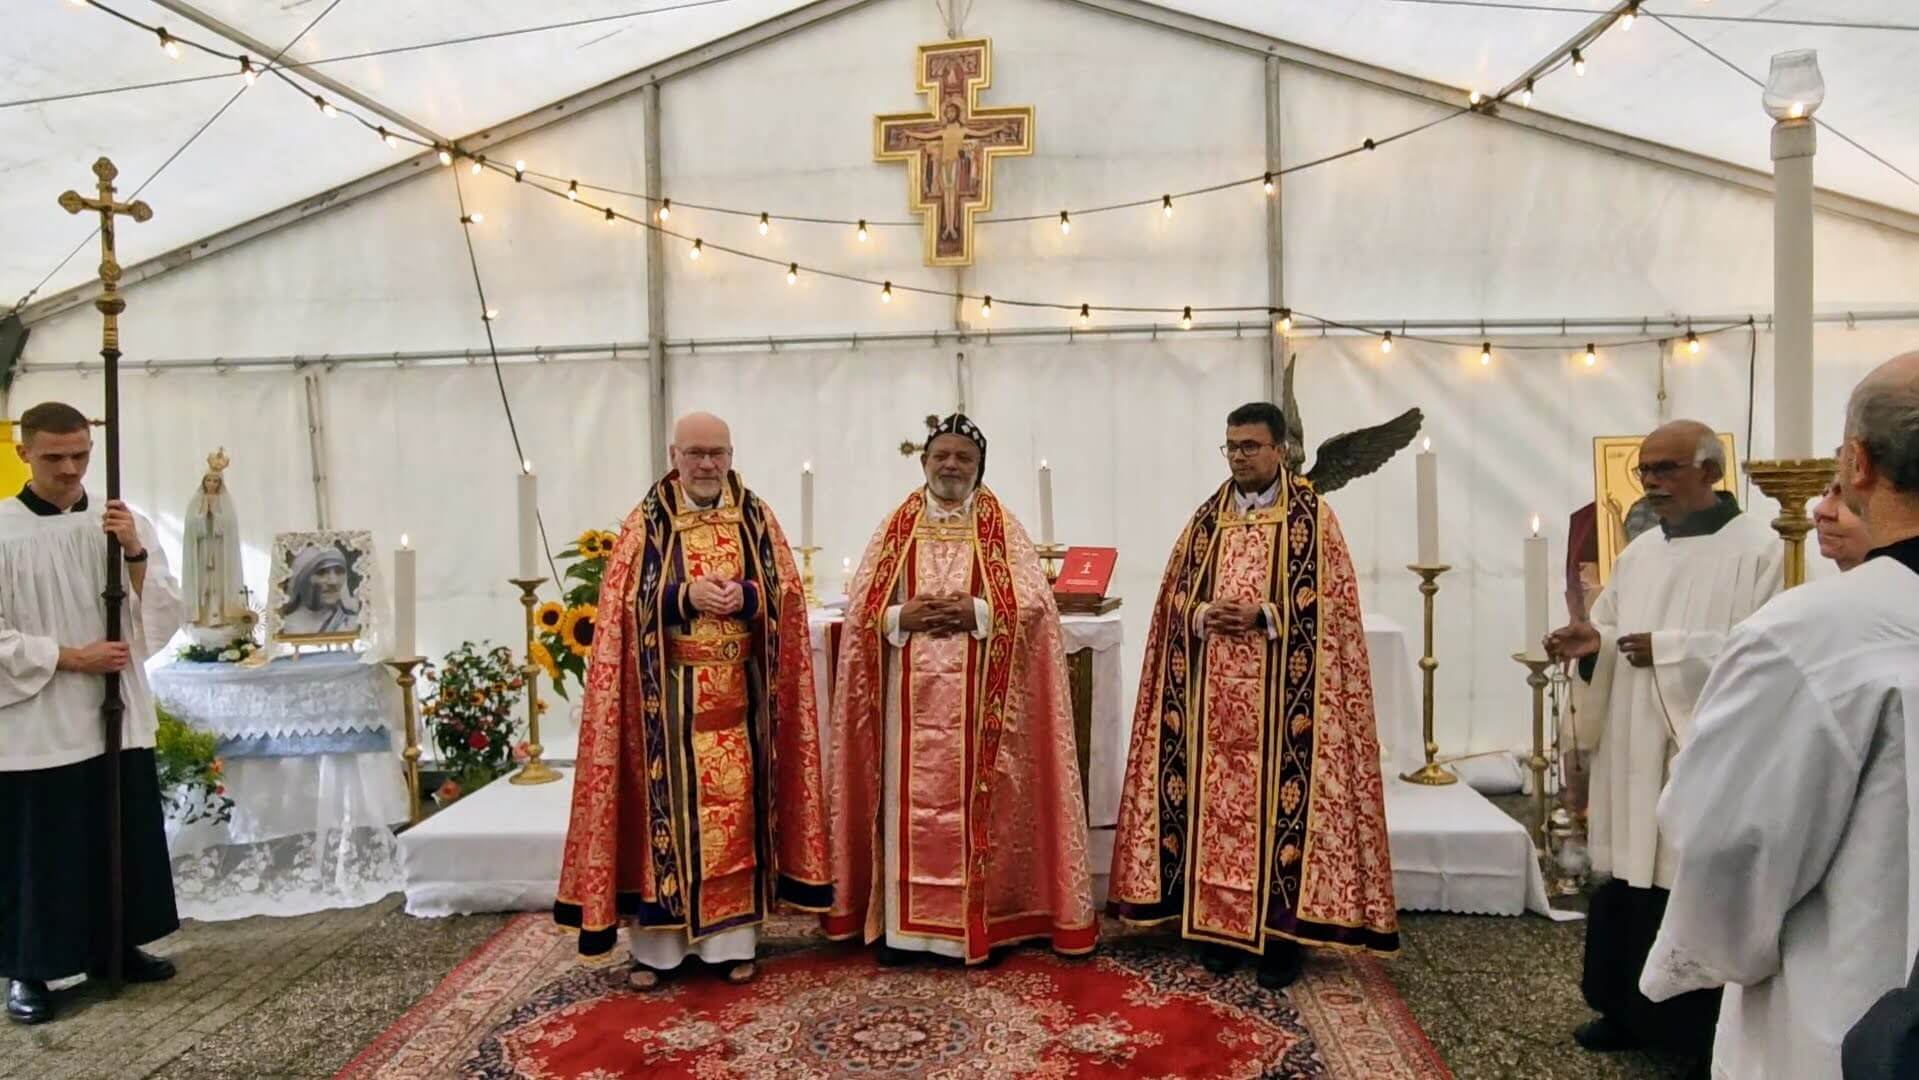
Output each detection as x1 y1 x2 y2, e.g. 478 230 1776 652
1640 354 1919 1080
1546 419 1784 1068
1 402 184 1027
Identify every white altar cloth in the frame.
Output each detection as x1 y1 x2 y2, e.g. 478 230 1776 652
1384 777 1557 918
399 767 578 917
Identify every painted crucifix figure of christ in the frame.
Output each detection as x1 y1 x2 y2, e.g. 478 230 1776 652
875 39 1033 267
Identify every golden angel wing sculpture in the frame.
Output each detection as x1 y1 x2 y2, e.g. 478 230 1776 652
1283 353 1425 494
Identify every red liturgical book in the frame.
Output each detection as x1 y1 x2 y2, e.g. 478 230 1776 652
1054 547 1117 596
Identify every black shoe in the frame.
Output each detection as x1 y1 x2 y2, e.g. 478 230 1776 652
91 948 176 984
1572 1016 1638 1052
6 980 52 1025
1256 947 1303 991
876 944 913 968
1199 946 1240 976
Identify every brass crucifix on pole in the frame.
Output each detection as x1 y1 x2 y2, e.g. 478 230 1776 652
58 155 152 993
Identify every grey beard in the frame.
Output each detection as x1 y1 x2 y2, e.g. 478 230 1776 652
928 476 974 504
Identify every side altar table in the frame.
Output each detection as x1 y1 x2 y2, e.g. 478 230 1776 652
150 652 410 920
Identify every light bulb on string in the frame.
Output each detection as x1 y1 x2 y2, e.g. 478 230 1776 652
1380 331 1394 354
1263 173 1275 195
1079 304 1091 327
786 263 799 285
1059 211 1071 235
857 220 869 242
759 212 770 236
567 180 578 201
513 161 525 181
470 156 484 175
657 199 671 222
980 296 993 319
689 238 702 260
315 96 338 119
483 308 499 322
1572 48 1586 77
880 281 893 303
1584 343 1597 367
158 28 180 60
1180 306 1193 331
460 213 484 225
1480 342 1492 366
1622 2 1637 30
1276 308 1292 334
1161 194 1174 218
1686 330 1701 355
378 126 398 149
1469 90 1482 107
239 57 257 85
604 208 616 225
437 148 453 167
1522 79 1534 107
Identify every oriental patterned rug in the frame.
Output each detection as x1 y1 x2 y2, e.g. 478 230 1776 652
335 915 1449 1079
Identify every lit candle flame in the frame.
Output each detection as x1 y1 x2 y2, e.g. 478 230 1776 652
802 461 812 473
522 459 533 474
1040 458 1049 469
400 532 410 548
1530 514 1541 536
1422 437 1431 453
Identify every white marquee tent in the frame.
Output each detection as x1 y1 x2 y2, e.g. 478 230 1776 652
5 0 1918 758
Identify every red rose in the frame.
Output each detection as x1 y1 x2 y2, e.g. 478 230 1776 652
468 731 490 751
214 785 226 796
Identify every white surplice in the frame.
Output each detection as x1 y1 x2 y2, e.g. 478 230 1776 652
1639 552 1919 1080
1577 511 1783 889
0 498 183 772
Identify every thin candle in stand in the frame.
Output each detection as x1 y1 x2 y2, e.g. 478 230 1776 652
801 462 815 548
1415 438 1439 566
517 462 540 580
1038 459 1056 546
1524 515 1549 660
394 534 417 659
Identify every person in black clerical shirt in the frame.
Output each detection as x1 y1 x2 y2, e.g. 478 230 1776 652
1 402 185 1025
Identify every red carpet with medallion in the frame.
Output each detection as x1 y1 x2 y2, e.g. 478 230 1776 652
337 916 1449 1079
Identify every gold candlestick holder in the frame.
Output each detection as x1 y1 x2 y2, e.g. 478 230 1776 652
383 656 426 826
1513 653 1554 852
1400 565 1457 785
508 577 562 785
1035 543 1068 584
1746 457 1837 589
794 545 821 608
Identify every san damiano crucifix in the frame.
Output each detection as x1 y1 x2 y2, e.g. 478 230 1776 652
874 38 1033 267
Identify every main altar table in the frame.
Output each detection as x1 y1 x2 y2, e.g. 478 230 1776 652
401 607 1553 920
150 652 410 921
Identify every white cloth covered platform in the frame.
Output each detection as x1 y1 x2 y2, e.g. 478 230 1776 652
1385 776 1561 918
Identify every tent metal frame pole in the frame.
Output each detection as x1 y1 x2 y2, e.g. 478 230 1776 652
19 309 1918 375
1264 54 1286 403
644 83 669 478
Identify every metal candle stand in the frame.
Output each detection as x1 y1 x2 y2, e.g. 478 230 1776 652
383 657 427 824
1398 565 1457 786
508 577 562 785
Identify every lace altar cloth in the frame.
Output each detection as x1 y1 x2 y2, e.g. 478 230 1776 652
151 654 409 921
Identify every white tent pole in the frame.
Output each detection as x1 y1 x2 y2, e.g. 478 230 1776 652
1264 53 1285 403
644 83 669 478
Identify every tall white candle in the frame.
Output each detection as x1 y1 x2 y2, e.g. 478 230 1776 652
1524 515 1549 661
394 535 417 660
801 462 815 548
517 463 540 581
1415 438 1439 566
1038 459 1056 546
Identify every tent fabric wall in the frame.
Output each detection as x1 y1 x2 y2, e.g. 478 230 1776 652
11 0 1919 756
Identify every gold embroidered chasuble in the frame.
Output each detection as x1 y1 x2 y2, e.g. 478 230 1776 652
1111 475 1399 955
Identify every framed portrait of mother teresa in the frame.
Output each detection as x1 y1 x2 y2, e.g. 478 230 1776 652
1592 433 1740 586
268 530 375 646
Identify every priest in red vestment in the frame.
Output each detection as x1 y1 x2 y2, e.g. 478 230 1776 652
555 412 831 988
825 414 1096 963
1111 401 1399 989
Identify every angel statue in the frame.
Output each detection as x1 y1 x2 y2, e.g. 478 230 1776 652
182 448 248 640
1279 351 1424 492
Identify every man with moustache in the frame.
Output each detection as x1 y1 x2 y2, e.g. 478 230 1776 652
824 414 1096 964
1545 419 1783 1073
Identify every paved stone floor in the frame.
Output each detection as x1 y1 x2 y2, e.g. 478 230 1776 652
2 800 1696 1079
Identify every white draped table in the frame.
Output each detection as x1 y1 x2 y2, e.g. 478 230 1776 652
150 652 410 921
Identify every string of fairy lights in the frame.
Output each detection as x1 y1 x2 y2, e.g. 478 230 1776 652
28 0 1758 364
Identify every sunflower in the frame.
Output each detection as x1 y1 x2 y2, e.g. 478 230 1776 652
561 604 598 658
595 529 620 553
576 530 607 559
535 601 566 633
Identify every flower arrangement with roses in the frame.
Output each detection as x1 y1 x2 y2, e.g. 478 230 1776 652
155 706 234 826
530 528 617 698
420 641 525 803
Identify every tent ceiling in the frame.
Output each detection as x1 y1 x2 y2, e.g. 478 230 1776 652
4 0 1915 312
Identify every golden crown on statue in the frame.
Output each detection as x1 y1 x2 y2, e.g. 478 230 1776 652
206 446 230 475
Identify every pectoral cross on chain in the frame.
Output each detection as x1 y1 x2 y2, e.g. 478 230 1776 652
59 156 153 353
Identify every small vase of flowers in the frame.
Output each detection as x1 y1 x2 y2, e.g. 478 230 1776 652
420 641 524 803
155 706 234 826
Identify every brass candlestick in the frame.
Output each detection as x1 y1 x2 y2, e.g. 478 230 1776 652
1514 653 1553 852
794 546 821 608
1400 565 1457 786
508 578 562 785
383 656 426 825
1035 543 1068 584
1746 457 1837 589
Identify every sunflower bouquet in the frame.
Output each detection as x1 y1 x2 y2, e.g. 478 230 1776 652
420 641 524 800
532 527 619 698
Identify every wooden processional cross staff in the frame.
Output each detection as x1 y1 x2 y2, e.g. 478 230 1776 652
57 156 152 993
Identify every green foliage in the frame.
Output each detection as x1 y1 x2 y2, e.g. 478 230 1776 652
155 706 233 825
420 641 524 802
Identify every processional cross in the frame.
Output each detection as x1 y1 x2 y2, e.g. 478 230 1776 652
875 38 1033 267
58 156 152 992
